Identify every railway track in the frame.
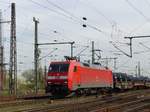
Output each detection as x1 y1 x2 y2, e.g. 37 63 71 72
0 89 150 112
0 96 16 102
91 96 150 112
89 89 150 112
53 89 150 112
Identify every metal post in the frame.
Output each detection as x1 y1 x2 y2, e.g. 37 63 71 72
71 43 73 57
0 11 2 45
138 61 140 77
0 11 2 93
135 65 138 77
100 57 117 69
114 58 117 70
0 47 4 92
129 38 132 58
106 57 108 68
9 3 17 95
44 62 47 87
0 11 10 95
33 17 39 94
92 41 94 64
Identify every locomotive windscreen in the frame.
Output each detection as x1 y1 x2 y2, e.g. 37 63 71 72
49 63 69 72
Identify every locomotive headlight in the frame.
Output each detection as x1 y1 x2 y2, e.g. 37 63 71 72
64 81 68 84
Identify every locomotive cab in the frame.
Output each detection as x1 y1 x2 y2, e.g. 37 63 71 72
45 58 80 97
46 62 70 96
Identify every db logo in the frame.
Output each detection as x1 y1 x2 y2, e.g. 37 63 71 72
56 76 60 79
56 73 60 79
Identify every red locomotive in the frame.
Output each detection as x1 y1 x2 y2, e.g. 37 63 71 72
46 57 113 96
45 57 150 97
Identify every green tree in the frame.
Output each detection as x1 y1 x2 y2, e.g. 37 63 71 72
20 67 45 94
22 69 34 85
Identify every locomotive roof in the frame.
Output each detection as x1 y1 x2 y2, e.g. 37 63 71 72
50 60 78 64
50 60 111 71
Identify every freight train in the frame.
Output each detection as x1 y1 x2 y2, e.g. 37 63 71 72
45 57 150 97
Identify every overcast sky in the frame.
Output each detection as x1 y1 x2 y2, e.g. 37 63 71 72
1 0 150 77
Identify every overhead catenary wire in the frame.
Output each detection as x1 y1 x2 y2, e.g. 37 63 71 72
79 0 135 54
128 22 148 34
38 48 58 61
133 50 150 54
1 4 11 13
28 0 109 35
144 0 150 8
28 0 79 22
28 0 125 47
122 0 150 39
0 1 10 5
80 0 115 26
46 0 113 35
4 0 92 65
139 42 150 50
127 0 150 34
80 0 131 34
4 36 34 45
2 1 150 77
107 0 150 58
125 0 150 22
110 41 131 57
46 0 78 21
